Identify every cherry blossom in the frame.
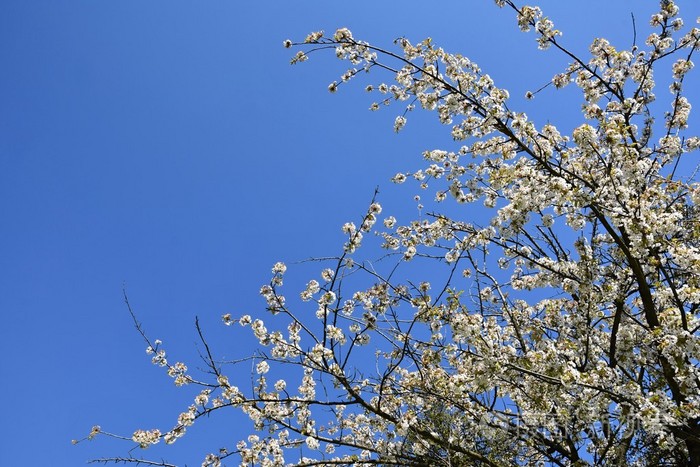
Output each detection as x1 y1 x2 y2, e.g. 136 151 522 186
82 1 700 466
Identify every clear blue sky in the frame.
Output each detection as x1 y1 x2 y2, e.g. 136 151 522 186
1 1 698 466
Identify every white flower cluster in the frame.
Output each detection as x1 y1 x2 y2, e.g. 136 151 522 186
132 428 161 448
92 4 700 467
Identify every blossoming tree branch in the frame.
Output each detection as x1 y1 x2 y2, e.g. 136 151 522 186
81 1 700 465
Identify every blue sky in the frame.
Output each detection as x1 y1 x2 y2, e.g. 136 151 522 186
1 1 699 466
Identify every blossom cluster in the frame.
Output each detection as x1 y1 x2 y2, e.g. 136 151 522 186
88 2 700 466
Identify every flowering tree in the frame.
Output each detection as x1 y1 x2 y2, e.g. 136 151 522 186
81 1 700 465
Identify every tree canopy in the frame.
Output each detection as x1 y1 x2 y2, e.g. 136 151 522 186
82 1 700 465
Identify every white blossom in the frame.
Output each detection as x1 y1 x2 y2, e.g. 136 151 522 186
93 3 700 466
